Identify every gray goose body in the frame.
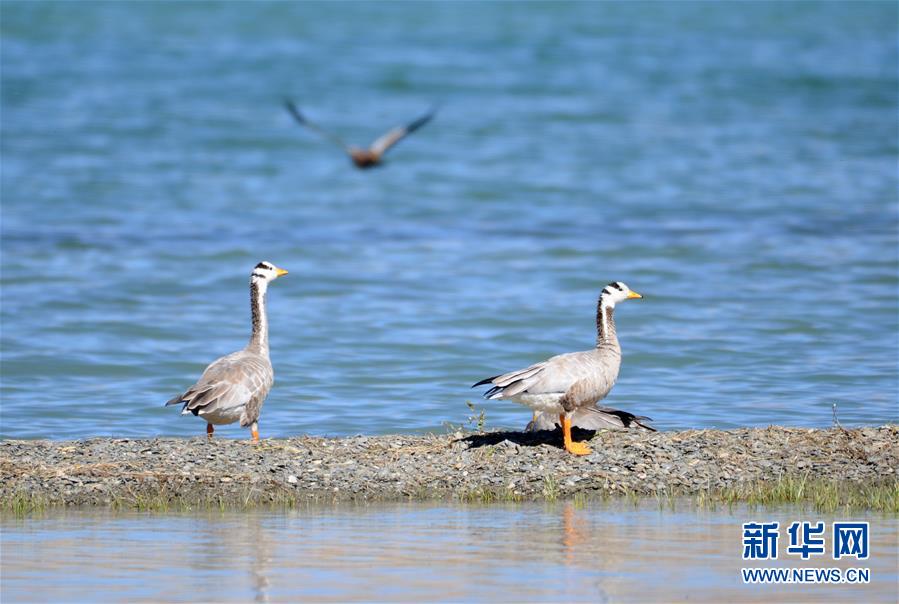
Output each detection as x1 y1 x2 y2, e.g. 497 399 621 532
166 261 287 440
474 281 644 454
169 349 273 428
527 404 654 432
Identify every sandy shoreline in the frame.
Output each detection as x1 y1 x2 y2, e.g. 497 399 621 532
2 426 896 510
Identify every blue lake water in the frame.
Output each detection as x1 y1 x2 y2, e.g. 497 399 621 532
2 503 897 603
1 3 897 440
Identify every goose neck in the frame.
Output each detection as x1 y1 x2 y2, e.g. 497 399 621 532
595 300 618 348
248 279 269 352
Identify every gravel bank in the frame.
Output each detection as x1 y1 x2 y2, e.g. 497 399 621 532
2 426 896 509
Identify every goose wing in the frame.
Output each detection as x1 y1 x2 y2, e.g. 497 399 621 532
368 107 436 157
473 351 600 400
166 351 272 420
284 99 352 153
472 360 548 400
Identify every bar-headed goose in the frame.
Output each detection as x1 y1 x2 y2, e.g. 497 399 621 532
474 282 645 455
166 261 288 441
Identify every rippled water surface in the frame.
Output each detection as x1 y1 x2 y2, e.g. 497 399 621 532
2 503 897 603
2 3 897 439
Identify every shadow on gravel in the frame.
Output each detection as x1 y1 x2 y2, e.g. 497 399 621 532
459 428 598 450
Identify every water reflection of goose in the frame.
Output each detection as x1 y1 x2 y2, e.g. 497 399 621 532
284 99 436 169
165 262 288 441
474 282 646 455
562 503 588 565
248 516 272 604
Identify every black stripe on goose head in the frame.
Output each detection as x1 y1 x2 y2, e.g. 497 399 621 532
252 261 276 280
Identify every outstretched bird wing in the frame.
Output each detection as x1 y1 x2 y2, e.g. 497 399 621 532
284 99 353 153
368 107 436 157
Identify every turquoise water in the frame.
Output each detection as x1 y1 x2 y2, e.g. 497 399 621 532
1 3 897 439
2 503 897 602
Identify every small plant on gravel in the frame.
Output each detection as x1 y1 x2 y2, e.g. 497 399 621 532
460 487 496 504
653 488 675 511
542 475 559 501
498 486 523 503
441 420 464 433
465 401 487 432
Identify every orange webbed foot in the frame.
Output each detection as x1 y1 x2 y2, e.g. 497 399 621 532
564 440 592 456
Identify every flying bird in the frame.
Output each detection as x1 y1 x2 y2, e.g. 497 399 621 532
166 261 288 442
474 282 645 455
284 99 435 169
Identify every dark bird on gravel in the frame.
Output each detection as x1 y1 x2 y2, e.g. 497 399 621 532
283 99 436 169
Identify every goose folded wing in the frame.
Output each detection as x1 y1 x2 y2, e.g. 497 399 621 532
173 355 266 414
188 381 250 414
474 362 547 399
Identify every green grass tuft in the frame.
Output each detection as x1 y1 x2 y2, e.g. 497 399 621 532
3 491 48 517
3 476 895 514
706 475 899 513
542 475 559 502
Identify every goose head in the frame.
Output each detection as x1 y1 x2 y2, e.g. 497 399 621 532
250 261 289 284
599 281 642 306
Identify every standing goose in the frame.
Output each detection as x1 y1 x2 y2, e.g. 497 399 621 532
284 99 435 169
473 282 644 455
166 261 288 441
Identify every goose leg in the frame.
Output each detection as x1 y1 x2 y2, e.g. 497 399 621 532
560 414 591 456
206 423 214 439
525 411 539 431
250 421 259 443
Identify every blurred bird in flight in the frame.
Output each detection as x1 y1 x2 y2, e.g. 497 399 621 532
284 99 436 169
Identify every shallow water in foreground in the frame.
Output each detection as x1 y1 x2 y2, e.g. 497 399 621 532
2 502 896 602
